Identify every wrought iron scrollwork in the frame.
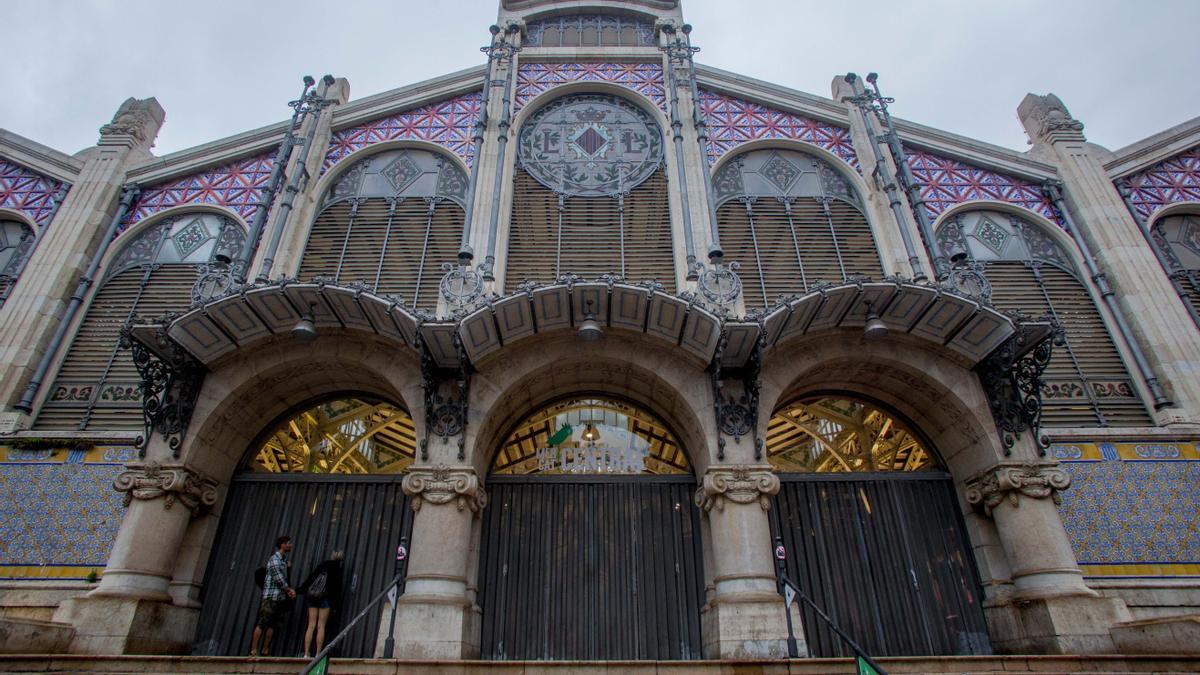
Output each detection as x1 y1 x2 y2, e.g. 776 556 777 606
439 261 485 317
710 327 763 461
418 331 471 461
119 324 206 459
975 318 1064 455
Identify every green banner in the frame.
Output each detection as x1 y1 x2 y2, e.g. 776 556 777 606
547 424 573 446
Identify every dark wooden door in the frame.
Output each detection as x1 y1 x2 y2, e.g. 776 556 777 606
193 474 411 657
769 472 991 657
477 475 705 660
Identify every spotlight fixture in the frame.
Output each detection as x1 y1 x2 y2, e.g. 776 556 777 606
322 74 336 87
863 301 888 341
303 75 316 88
292 304 318 343
578 299 603 342
947 241 969 265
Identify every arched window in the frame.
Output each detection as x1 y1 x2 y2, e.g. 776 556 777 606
0 219 35 302
937 209 1152 427
767 397 935 473
245 396 415 474
523 15 657 47
1151 212 1200 317
713 149 880 308
507 93 674 291
298 148 467 309
36 213 245 430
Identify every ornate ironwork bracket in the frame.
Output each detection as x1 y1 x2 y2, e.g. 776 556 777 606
417 331 471 462
975 318 1064 456
710 327 763 462
119 324 206 459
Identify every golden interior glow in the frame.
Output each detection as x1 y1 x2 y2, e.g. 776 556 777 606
766 397 935 473
247 397 415 474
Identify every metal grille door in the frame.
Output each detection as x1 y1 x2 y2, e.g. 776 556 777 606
477 476 705 660
769 473 991 657
193 474 411 657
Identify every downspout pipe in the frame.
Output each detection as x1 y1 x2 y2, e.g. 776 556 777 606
1115 179 1200 330
14 184 140 414
481 26 518 281
843 75 926 281
660 28 699 280
257 76 337 282
1044 181 1173 410
681 27 723 263
456 35 498 264
862 74 946 279
233 77 314 283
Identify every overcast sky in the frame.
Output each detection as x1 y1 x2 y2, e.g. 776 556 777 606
5 0 1198 158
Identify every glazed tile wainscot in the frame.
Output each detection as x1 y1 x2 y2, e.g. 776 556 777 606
0 444 137 580
1054 441 1200 578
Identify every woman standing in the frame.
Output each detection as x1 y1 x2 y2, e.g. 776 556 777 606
297 550 345 658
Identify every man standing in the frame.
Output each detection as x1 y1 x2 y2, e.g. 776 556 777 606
250 535 296 657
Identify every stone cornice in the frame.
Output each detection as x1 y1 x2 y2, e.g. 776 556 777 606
695 465 780 512
0 129 83 182
123 122 289 186
964 461 1071 518
694 64 851 127
326 66 487 134
113 462 219 517
1104 115 1200 178
402 464 488 513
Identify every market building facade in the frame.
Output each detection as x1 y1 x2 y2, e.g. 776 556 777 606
0 0 1198 662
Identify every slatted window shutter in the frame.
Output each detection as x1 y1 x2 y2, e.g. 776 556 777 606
983 262 1152 427
718 198 881 308
298 197 463 309
506 169 675 292
36 265 198 431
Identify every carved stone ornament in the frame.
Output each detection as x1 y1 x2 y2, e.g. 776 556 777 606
695 466 780 513
402 465 488 513
98 97 164 144
1018 93 1085 144
113 462 219 516
964 461 1071 518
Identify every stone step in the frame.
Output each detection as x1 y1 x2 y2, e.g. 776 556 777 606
0 617 74 654
1111 614 1200 654
1 655 1199 674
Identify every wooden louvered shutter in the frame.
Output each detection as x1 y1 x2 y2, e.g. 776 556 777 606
37 265 198 431
298 198 463 309
1182 273 1200 318
718 198 882 309
506 169 675 292
983 262 1152 427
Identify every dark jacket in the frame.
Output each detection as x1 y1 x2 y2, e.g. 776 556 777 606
297 559 345 609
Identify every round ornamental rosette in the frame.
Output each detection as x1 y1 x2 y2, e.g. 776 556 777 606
518 94 664 198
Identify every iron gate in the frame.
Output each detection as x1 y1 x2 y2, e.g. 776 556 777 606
769 472 991 657
477 475 705 660
193 473 411 657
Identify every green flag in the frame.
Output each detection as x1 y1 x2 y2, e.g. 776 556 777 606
305 654 330 675
856 655 881 675
547 424 573 446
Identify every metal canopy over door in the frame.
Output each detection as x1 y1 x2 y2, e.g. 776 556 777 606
477 475 705 660
192 474 412 657
769 472 991 657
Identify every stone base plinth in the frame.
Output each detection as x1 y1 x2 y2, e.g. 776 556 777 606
0 616 74 653
701 595 796 659
53 596 198 655
986 594 1132 655
377 596 481 659
1111 615 1200 654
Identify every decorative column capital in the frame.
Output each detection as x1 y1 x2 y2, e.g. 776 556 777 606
402 465 487 514
695 465 779 513
965 461 1071 517
113 462 218 517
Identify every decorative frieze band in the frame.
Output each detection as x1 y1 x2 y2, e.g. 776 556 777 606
402 465 488 513
112 462 218 516
695 466 780 512
964 461 1071 517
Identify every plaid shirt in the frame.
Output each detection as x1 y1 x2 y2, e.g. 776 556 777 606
263 550 290 601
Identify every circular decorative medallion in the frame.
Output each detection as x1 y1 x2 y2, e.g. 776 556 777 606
518 94 663 197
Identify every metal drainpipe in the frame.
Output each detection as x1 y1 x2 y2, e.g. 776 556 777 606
257 81 334 283
1044 181 1173 410
864 75 946 279
233 78 313 284
682 28 723 263
481 28 518 282
661 30 699 280
1115 179 1200 330
456 45 496 264
845 77 926 281
14 184 140 414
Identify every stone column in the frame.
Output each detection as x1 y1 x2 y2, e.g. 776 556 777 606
384 464 486 659
1017 93 1200 423
965 460 1131 654
695 465 796 659
53 459 219 654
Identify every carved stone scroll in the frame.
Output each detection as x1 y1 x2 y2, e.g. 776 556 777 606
964 461 1071 517
402 465 488 513
113 462 219 516
695 466 780 512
